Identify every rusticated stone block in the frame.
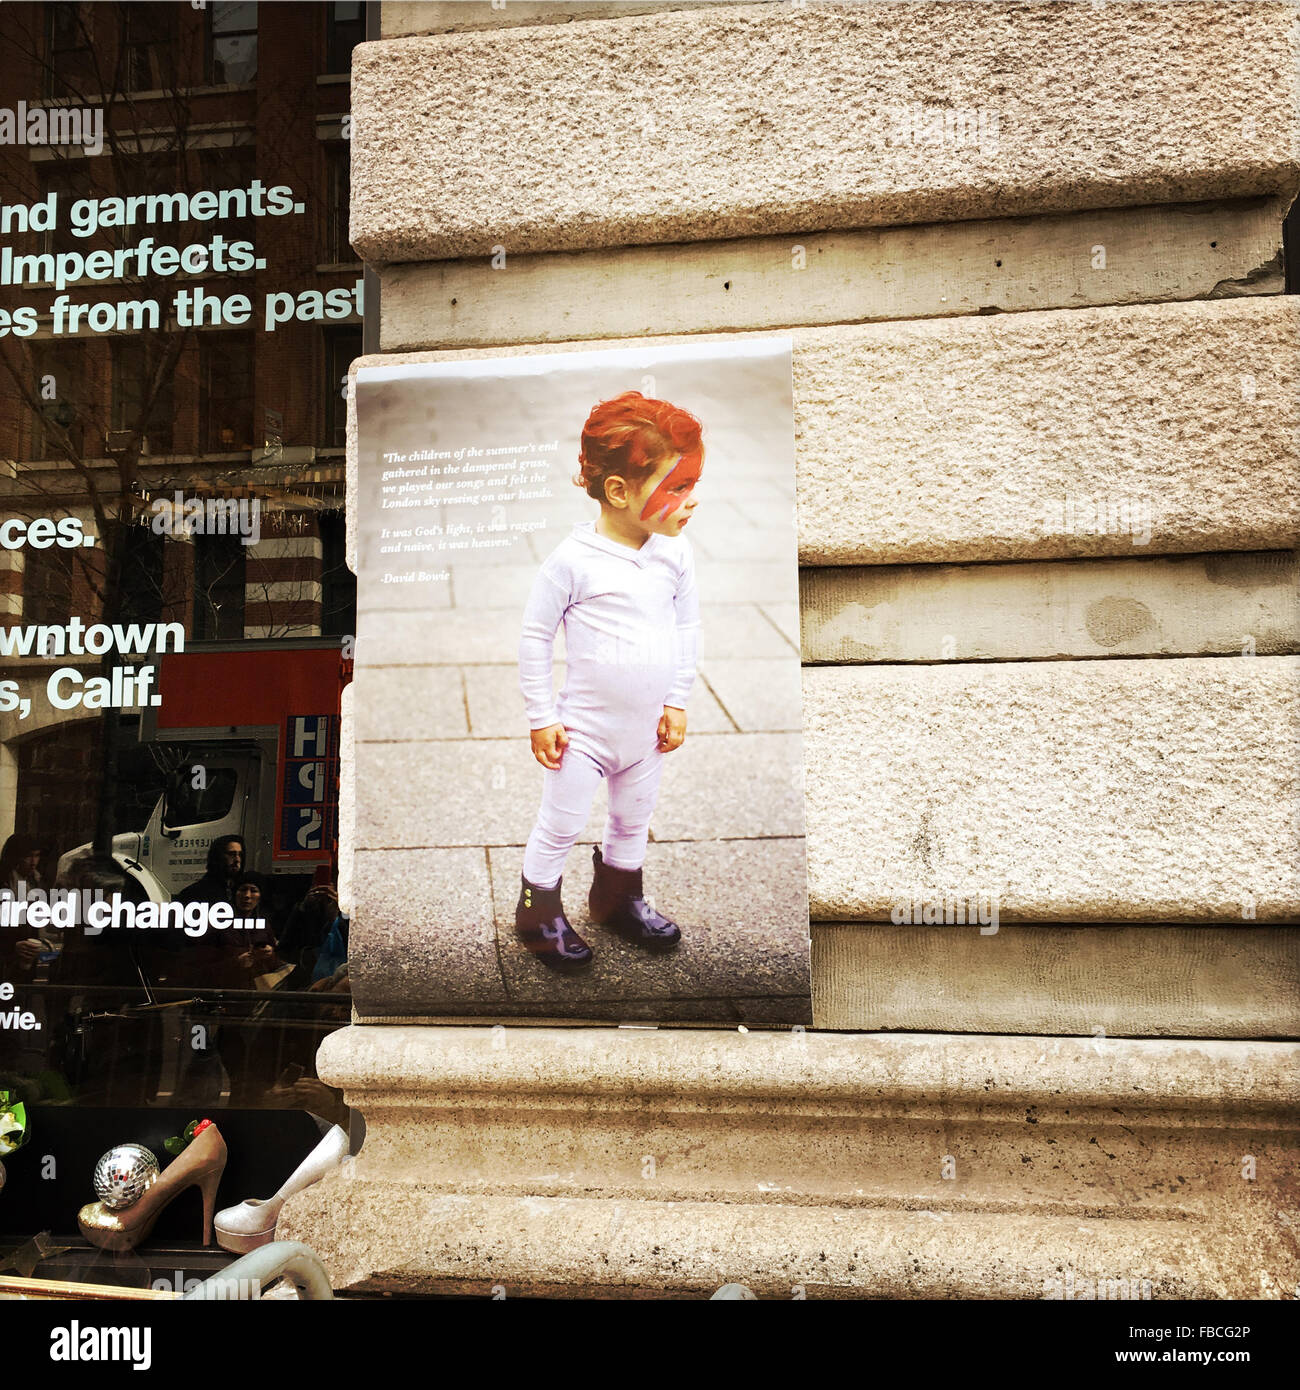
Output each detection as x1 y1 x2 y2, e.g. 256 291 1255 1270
349 298 1300 569
803 655 1300 922
793 296 1300 564
351 1 1298 262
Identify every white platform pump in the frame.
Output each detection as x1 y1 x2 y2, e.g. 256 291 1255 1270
215 1124 349 1254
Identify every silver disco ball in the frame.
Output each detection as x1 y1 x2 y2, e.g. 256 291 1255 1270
92 1143 160 1211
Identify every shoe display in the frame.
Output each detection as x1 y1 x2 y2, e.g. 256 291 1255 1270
214 1123 349 1254
77 1122 227 1253
514 874 594 972
588 846 682 952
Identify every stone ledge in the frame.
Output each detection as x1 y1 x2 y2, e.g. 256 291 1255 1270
276 1026 1300 1298
279 1187 1291 1299
803 656 1300 923
381 1 760 37
311 1024 1297 1111
350 1 1299 262
811 925 1300 1038
379 197 1288 351
279 1189 1295 1295
801 551 1300 663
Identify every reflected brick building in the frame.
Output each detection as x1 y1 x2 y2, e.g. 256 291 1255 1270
0 2 362 855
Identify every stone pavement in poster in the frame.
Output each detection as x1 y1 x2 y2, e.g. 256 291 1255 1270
352 418 811 1023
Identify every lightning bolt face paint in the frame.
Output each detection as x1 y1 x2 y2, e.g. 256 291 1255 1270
639 451 703 524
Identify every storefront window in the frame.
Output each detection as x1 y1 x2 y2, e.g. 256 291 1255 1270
1 1 354 1291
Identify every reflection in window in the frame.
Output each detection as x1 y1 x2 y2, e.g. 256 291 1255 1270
44 5 95 101
22 543 74 626
325 142 351 263
209 1 258 85
41 161 94 257
164 766 238 828
199 333 254 453
119 522 165 626
111 338 174 455
193 531 246 639
119 149 184 196
327 2 364 74
324 325 361 448
121 1 178 92
112 149 184 249
198 145 258 244
29 341 88 461
319 509 356 638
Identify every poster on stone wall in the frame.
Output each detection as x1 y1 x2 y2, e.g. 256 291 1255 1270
353 338 811 1023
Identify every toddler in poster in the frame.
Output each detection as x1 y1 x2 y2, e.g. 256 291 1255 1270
515 390 703 972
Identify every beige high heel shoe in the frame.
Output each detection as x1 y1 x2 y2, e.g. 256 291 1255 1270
78 1124 227 1253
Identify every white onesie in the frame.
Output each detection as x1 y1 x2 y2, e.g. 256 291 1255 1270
519 520 700 887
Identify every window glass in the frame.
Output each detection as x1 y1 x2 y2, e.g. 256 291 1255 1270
326 142 351 263
121 1 178 92
193 531 246 639
45 5 95 100
111 338 175 455
163 767 238 828
21 545 74 626
209 1 258 84
1 2 353 1287
199 333 255 453
198 145 258 244
327 1 364 74
318 508 357 638
325 325 361 447
40 161 94 257
119 522 166 627
27 341 89 461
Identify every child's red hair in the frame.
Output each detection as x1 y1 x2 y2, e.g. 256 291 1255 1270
576 390 703 502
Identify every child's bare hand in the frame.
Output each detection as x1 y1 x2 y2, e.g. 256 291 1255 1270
531 723 569 769
657 706 687 753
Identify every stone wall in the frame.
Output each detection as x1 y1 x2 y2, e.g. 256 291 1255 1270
283 0 1300 1298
